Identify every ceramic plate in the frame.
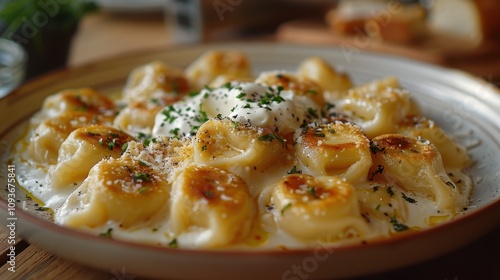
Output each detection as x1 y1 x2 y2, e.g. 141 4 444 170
1 42 499 280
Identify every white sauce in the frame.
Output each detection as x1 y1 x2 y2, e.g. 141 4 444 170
12 79 473 250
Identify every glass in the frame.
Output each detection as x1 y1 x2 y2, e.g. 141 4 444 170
0 38 26 98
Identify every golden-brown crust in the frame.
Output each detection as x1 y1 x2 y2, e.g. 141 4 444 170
183 165 250 209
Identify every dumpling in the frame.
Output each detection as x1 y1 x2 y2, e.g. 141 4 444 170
170 164 254 248
27 112 112 164
194 118 287 172
123 61 190 104
356 183 409 232
55 157 170 229
369 134 469 211
396 115 470 169
50 125 134 188
208 74 253 88
36 88 116 123
113 99 166 134
297 56 353 99
336 78 419 138
185 51 253 90
294 121 372 183
255 71 325 106
271 174 370 240
121 136 194 178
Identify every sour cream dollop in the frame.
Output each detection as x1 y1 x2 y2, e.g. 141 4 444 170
152 82 322 137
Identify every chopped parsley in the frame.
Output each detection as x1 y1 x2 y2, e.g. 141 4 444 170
307 187 319 199
150 98 161 105
138 187 148 194
170 127 181 139
137 132 151 140
99 228 113 238
402 193 417 203
445 181 456 189
201 145 207 151
257 90 285 107
194 107 209 124
108 132 120 138
307 107 319 118
121 142 128 155
326 102 335 110
313 131 325 137
168 238 178 248
281 203 292 215
387 186 395 197
369 165 384 181
203 190 215 198
287 166 302 174
188 91 200 97
107 140 116 150
370 142 386 154
133 173 151 182
390 216 409 232
137 133 156 147
258 133 285 147
87 131 100 137
161 105 178 124
222 82 232 89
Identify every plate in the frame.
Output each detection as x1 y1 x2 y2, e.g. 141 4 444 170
1 42 500 280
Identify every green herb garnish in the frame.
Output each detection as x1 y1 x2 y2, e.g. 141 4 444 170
390 216 409 232
281 203 292 215
387 186 395 197
258 133 285 147
168 238 178 248
99 228 113 238
133 173 151 182
370 142 386 154
402 193 417 203
121 142 128 155
287 166 302 174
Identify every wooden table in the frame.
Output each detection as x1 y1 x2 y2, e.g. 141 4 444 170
1 11 500 280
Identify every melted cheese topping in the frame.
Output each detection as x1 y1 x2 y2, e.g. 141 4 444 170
11 54 474 250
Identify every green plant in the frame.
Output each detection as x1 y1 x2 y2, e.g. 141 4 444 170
0 0 99 79
0 0 98 37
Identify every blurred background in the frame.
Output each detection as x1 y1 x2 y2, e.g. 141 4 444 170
1 0 500 95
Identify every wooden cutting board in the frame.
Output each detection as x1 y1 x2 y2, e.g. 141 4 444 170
277 20 500 84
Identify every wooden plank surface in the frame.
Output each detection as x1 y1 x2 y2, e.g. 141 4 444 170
0 244 113 280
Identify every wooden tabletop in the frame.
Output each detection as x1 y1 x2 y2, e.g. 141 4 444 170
1 11 500 280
